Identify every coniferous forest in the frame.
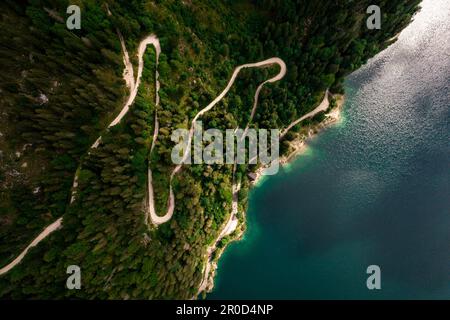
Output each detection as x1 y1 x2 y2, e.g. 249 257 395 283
0 0 420 299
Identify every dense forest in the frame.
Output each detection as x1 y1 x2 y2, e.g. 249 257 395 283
0 0 420 299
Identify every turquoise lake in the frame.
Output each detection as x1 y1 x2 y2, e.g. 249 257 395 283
209 0 450 299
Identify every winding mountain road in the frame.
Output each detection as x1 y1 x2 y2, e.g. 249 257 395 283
0 28 329 277
280 89 329 138
147 57 286 225
0 33 160 276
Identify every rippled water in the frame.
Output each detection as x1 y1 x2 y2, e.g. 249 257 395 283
209 0 450 299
